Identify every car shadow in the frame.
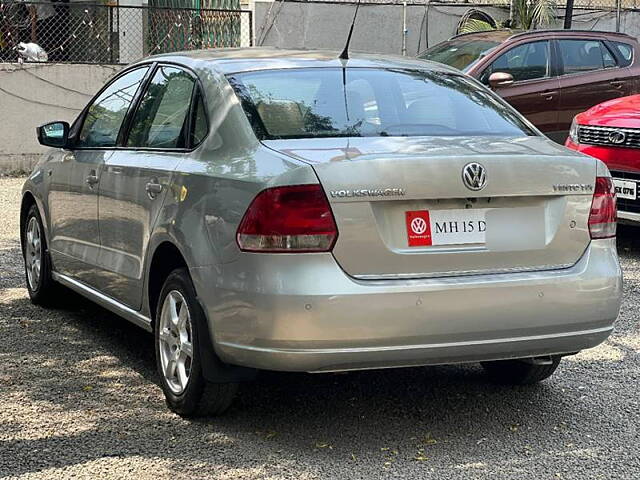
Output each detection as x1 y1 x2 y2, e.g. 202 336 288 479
1 229 633 477
1 285 619 478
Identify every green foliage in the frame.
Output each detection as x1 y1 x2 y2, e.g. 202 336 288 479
459 19 496 34
513 0 556 29
458 1 555 33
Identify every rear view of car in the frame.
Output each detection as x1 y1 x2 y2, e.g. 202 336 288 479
22 50 623 416
217 62 622 384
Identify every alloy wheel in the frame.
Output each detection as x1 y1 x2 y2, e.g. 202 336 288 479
25 217 42 291
158 290 194 394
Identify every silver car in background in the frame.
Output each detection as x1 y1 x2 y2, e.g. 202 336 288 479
21 49 622 416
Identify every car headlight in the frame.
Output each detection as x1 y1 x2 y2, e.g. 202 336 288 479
569 117 580 144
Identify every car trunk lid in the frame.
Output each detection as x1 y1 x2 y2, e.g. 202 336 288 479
263 136 597 279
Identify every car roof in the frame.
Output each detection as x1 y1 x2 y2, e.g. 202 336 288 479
447 29 519 43
137 47 463 75
449 28 636 44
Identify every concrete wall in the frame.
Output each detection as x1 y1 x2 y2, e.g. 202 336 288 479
0 63 123 174
254 1 510 56
254 2 640 56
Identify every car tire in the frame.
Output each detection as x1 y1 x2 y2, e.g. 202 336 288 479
481 357 561 385
22 204 58 306
155 268 238 417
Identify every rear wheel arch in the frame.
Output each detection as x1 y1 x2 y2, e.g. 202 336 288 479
147 241 258 387
147 241 189 323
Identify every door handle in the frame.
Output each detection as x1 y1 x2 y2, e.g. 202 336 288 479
86 171 99 187
146 179 163 199
610 80 625 89
62 152 75 163
540 91 557 101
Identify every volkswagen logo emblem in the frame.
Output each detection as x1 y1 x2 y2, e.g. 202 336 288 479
462 162 487 191
608 130 626 145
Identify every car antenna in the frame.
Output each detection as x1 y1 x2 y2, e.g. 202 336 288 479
339 0 362 60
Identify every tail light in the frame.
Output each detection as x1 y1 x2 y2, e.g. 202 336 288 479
589 176 617 239
237 184 338 252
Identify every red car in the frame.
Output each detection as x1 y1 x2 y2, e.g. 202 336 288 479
565 94 640 223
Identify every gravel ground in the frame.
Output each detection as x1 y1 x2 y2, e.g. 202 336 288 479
0 176 638 480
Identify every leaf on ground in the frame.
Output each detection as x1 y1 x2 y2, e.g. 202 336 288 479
422 433 437 445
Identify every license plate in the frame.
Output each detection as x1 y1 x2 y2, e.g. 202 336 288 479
405 209 487 247
613 178 637 200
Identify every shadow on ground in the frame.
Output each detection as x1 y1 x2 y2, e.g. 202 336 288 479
0 218 638 478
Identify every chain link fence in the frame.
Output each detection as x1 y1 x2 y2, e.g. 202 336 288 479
0 1 252 64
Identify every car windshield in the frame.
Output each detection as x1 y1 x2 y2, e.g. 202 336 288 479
228 67 534 140
420 39 500 72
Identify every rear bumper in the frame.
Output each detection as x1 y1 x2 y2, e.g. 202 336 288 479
191 239 622 373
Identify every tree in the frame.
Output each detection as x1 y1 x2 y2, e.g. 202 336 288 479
459 0 555 32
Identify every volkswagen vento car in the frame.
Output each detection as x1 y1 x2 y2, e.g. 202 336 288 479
565 94 640 224
420 30 640 143
21 49 622 416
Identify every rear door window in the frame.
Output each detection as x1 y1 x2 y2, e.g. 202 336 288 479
611 41 633 67
126 66 196 149
558 40 618 75
481 41 550 83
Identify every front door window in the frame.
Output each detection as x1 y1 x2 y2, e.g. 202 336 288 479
481 41 550 84
76 67 149 148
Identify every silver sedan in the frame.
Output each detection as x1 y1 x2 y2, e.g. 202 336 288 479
21 49 622 416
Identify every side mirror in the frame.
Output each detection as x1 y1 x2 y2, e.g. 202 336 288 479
37 121 70 148
488 72 514 89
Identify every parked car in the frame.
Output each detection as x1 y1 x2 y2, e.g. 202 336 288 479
22 49 622 416
419 30 640 143
565 94 640 224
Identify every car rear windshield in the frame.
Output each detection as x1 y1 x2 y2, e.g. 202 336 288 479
419 39 500 72
227 68 534 140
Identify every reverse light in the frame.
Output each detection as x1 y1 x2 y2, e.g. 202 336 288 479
236 184 338 252
589 176 617 239
568 116 579 144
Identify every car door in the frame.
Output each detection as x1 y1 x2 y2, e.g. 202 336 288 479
556 38 632 136
96 64 205 310
47 66 149 288
478 40 561 138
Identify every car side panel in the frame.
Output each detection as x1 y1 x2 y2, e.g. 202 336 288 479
95 151 182 310
47 150 108 288
141 66 318 320
557 68 632 135
494 77 561 135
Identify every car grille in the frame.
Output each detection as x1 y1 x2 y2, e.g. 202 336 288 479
611 170 640 214
578 125 640 148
